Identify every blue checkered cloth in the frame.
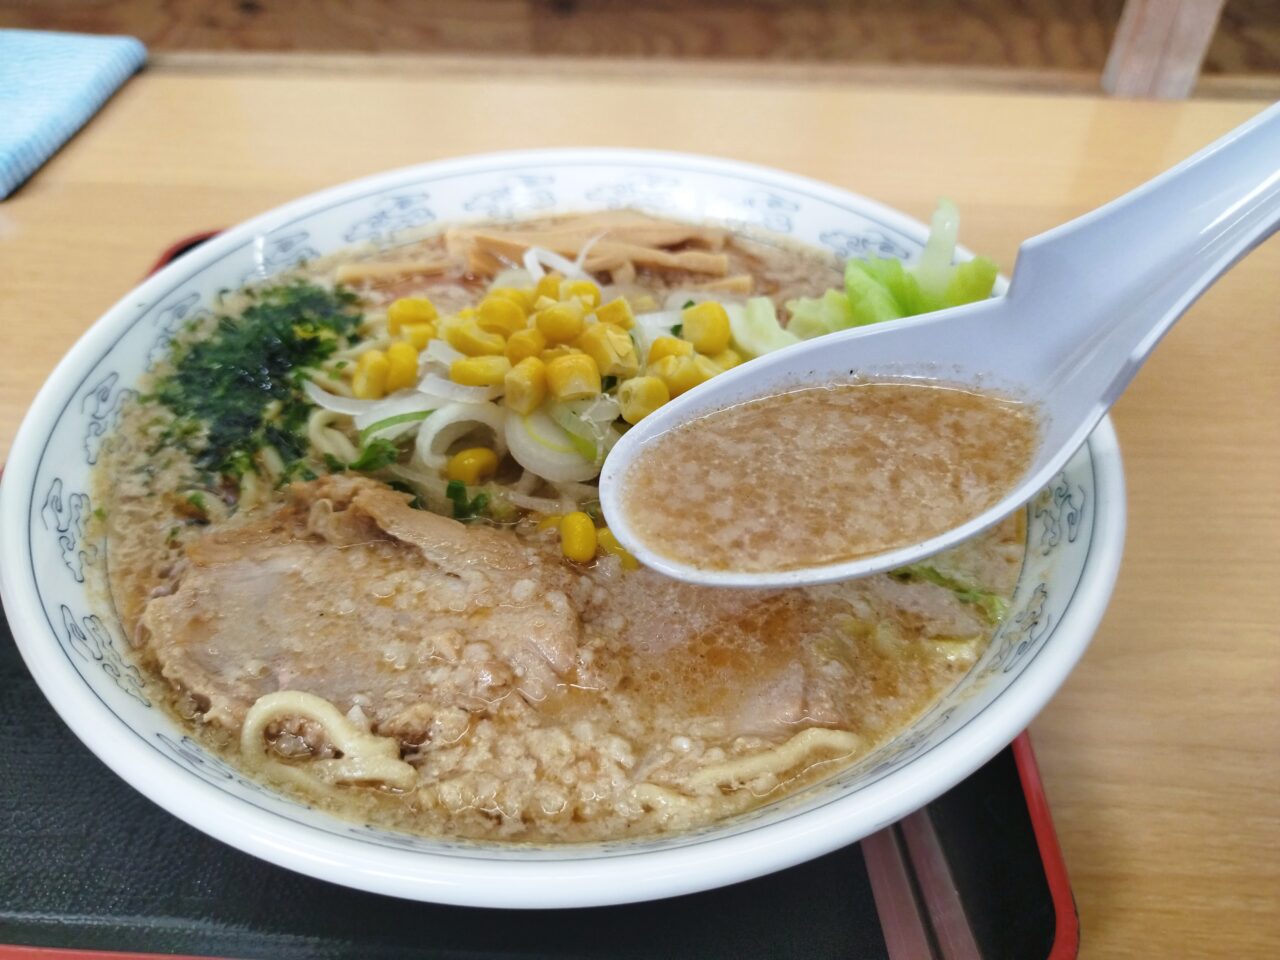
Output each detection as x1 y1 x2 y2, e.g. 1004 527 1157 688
0 30 147 199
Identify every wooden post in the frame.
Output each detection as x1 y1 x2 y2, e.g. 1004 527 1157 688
1102 0 1228 99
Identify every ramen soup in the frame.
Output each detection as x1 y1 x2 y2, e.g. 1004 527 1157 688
622 382 1038 573
93 211 1026 843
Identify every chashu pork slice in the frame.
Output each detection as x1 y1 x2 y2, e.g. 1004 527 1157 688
139 475 582 744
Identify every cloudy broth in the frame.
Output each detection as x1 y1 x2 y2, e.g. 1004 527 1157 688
621 381 1038 573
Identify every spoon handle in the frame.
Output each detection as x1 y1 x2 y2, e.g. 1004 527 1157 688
1007 101 1280 403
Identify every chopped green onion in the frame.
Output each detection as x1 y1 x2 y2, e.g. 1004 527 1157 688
446 479 489 521
348 438 399 472
386 479 425 510
548 402 601 463
889 564 1009 624
358 409 433 445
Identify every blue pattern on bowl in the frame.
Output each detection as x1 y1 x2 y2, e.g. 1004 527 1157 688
4 152 1118 894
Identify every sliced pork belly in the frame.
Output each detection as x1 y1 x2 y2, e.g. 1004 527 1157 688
139 476 582 742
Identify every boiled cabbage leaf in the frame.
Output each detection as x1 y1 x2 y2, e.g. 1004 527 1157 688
784 199 998 341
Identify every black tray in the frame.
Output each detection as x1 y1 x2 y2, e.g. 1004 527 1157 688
0 235 1079 960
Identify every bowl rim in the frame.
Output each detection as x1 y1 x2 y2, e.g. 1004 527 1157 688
0 148 1126 908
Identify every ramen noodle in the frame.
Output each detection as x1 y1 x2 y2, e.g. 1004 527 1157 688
92 212 1024 842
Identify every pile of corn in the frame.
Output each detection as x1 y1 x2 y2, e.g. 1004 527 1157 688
345 273 743 565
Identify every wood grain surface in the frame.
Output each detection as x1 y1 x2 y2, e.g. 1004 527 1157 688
1103 0 1228 98
2 0 1277 76
0 64 1277 958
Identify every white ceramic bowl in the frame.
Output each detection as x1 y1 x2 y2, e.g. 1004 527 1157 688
0 149 1125 908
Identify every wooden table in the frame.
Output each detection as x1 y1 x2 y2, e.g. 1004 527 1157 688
2 58 1276 958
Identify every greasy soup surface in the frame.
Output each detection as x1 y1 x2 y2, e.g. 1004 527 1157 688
622 382 1038 573
92 212 1025 844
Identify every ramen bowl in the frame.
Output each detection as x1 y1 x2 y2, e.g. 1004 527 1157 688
0 150 1124 908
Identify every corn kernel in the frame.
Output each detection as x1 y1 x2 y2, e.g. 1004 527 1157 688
385 341 420 393
401 322 436 350
503 356 547 415
476 295 528 337
594 297 635 330
546 353 601 401
598 527 639 570
576 322 640 378
487 286 534 313
563 279 602 309
451 354 511 387
633 294 658 313
648 336 694 364
617 375 670 424
505 327 547 364
387 297 437 333
711 347 743 371
536 301 586 344
680 301 732 354
540 345 582 363
559 511 598 564
533 295 558 311
445 317 506 356
446 447 499 485
535 272 563 301
352 349 390 399
650 354 717 398
535 514 562 532
693 353 722 379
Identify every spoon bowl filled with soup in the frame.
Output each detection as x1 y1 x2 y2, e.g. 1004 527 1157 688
0 151 1124 906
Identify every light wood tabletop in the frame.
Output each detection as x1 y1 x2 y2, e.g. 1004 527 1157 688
1 58 1276 958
